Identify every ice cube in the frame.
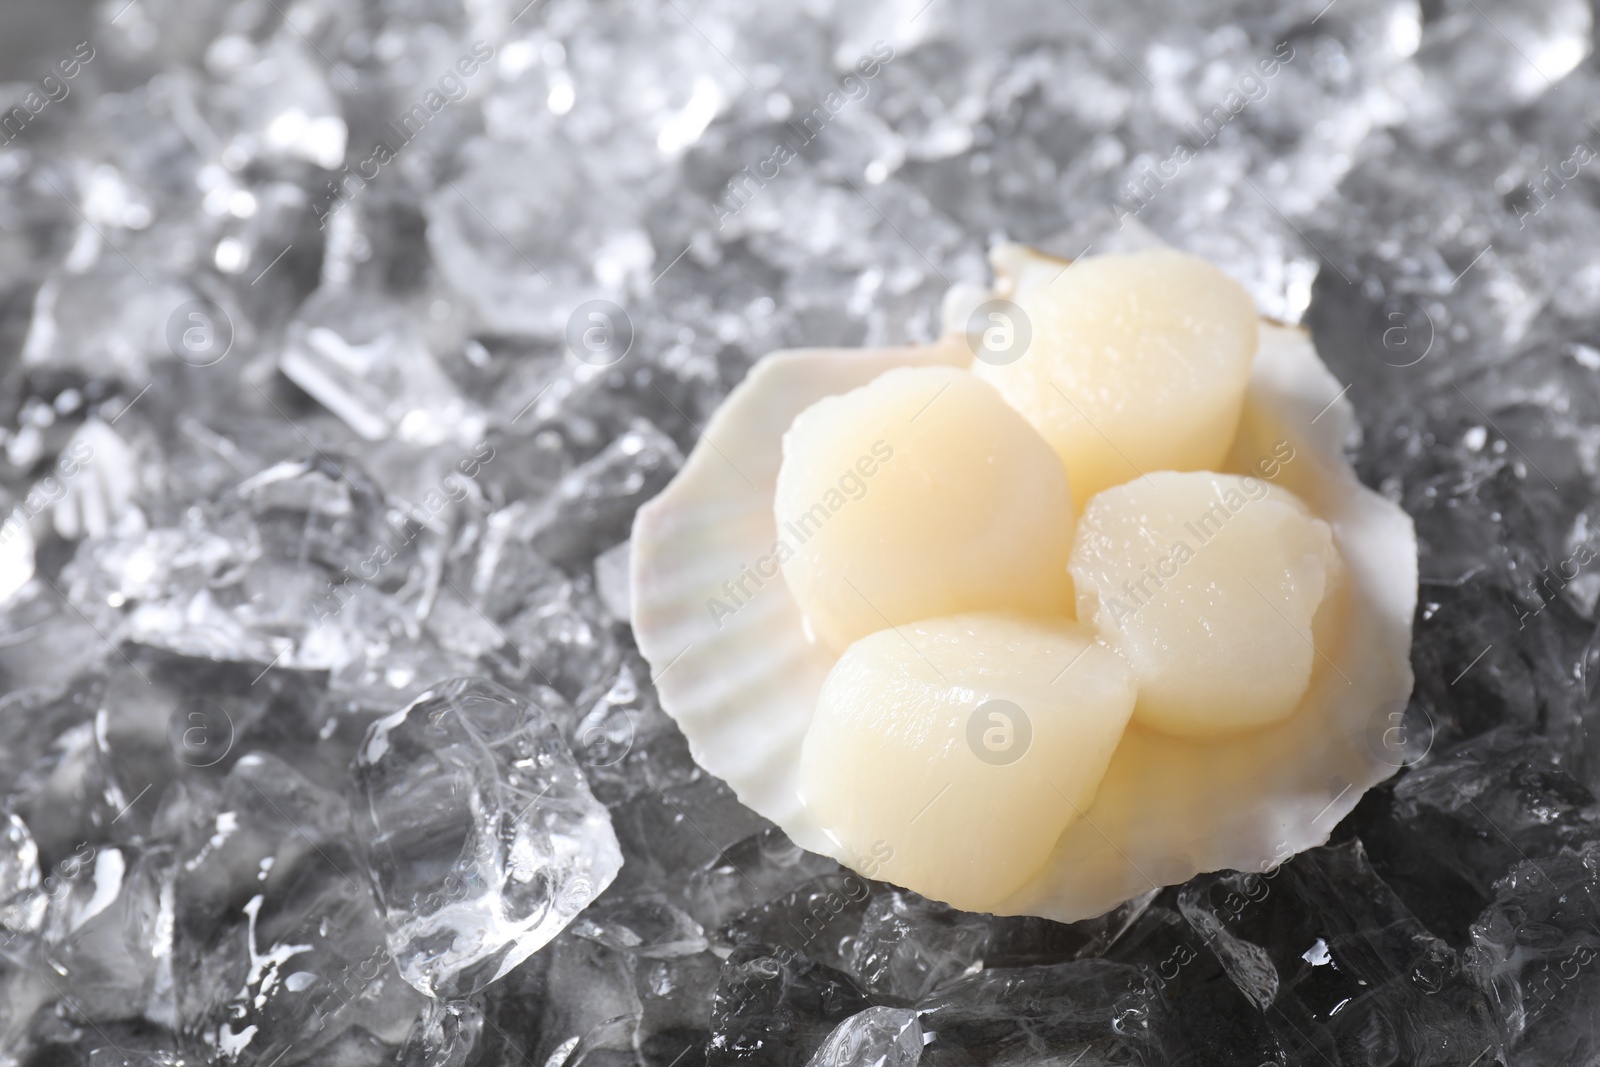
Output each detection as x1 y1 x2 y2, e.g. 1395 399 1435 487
1177 840 1497 1065
397 999 484 1067
0 813 45 937
917 958 1169 1064
1357 727 1600 944
805 1006 923 1067
1470 842 1600 1066
522 418 683 569
39 844 174 1024
173 754 420 1065
844 890 990 1001
708 945 875 1067
352 678 623 997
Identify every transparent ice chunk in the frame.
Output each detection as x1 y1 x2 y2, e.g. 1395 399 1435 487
353 678 623 997
805 1007 922 1067
1470 842 1600 1065
708 945 874 1065
280 291 487 447
40 844 173 1024
0 813 44 938
174 754 420 1065
845 890 991 1001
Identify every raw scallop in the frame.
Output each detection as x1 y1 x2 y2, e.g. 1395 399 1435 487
630 243 1417 921
774 366 1074 652
970 248 1258 506
799 613 1134 911
1070 471 1343 737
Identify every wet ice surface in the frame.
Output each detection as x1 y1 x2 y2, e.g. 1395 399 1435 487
354 678 622 998
0 0 1598 1064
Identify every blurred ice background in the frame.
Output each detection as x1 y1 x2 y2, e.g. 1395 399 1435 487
0 0 1598 1064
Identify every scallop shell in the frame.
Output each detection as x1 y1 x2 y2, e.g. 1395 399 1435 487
630 244 1417 922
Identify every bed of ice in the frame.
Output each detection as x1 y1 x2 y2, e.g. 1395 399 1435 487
0 0 1598 1063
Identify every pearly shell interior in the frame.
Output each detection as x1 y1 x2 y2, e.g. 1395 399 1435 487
630 245 1417 922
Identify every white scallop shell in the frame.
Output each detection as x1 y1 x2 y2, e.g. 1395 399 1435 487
630 245 1417 922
